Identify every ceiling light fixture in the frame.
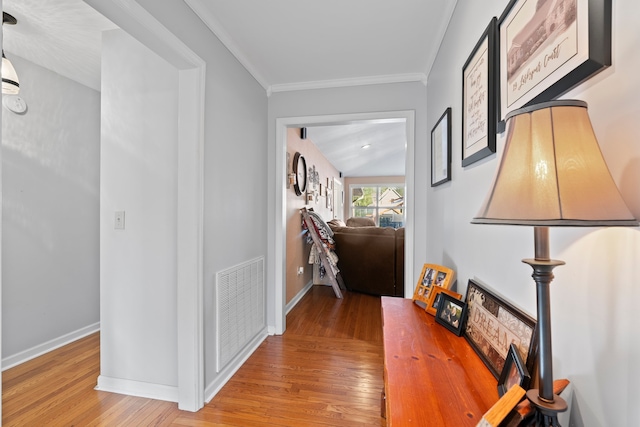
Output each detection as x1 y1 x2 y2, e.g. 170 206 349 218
2 12 20 95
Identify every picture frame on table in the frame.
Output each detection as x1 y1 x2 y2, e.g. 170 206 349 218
498 343 531 397
463 279 537 379
435 293 467 336
462 17 497 167
412 264 455 308
431 107 452 186
426 286 462 317
498 0 612 123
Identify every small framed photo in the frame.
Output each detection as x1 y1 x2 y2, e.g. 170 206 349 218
431 107 452 186
498 343 531 397
435 293 467 336
462 17 497 166
412 264 455 308
426 286 462 317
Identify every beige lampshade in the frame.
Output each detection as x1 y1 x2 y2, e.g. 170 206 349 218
473 100 638 227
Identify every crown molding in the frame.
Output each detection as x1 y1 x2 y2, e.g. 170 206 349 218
184 0 270 92
269 73 428 95
184 0 433 96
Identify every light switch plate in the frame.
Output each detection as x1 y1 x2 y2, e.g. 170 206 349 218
114 211 125 230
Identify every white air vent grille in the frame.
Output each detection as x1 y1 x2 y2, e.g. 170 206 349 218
216 257 265 372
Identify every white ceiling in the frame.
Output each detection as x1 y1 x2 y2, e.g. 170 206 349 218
306 120 407 177
1 0 457 177
185 0 458 92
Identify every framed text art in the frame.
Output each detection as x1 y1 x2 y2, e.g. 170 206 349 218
462 17 497 167
463 279 537 379
498 0 612 121
431 107 452 186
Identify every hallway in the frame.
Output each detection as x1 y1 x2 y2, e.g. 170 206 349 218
2 285 385 426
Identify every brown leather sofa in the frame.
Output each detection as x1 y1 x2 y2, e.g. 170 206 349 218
329 223 404 297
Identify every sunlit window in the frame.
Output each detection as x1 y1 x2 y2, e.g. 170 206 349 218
350 184 405 228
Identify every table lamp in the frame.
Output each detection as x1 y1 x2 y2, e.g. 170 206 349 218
472 100 638 425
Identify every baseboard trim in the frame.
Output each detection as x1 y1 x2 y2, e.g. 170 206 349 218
96 375 178 403
204 327 268 403
286 280 314 315
2 322 100 371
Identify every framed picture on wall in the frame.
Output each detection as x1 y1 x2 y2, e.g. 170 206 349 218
462 17 497 167
431 107 452 186
498 0 612 122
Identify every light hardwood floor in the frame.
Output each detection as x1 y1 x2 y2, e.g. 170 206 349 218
2 285 385 426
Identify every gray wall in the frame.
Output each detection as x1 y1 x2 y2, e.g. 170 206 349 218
427 1 640 425
1 55 100 364
133 0 269 391
99 29 179 389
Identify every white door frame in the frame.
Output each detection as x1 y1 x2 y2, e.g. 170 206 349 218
85 0 205 411
272 111 415 334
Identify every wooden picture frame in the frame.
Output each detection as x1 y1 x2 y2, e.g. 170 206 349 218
498 0 611 122
435 293 467 336
431 107 452 186
498 343 531 397
463 279 537 379
426 286 462 317
462 17 497 167
412 264 455 308
478 384 526 427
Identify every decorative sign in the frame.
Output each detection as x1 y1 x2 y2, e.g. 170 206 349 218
462 18 497 166
464 279 537 379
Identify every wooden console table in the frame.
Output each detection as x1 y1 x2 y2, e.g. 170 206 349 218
382 297 498 426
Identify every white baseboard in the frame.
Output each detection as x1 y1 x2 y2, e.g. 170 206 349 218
96 375 178 403
2 322 100 371
285 280 314 315
204 327 268 403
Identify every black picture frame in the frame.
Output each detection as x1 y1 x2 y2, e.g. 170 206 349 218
498 343 532 397
498 0 611 124
435 293 467 336
463 279 538 379
431 107 452 187
462 17 497 167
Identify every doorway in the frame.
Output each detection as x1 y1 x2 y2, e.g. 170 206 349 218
273 110 416 334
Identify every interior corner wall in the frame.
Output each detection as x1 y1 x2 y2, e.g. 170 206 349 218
286 128 340 303
100 29 179 390
130 1 269 393
427 1 640 425
1 55 100 363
